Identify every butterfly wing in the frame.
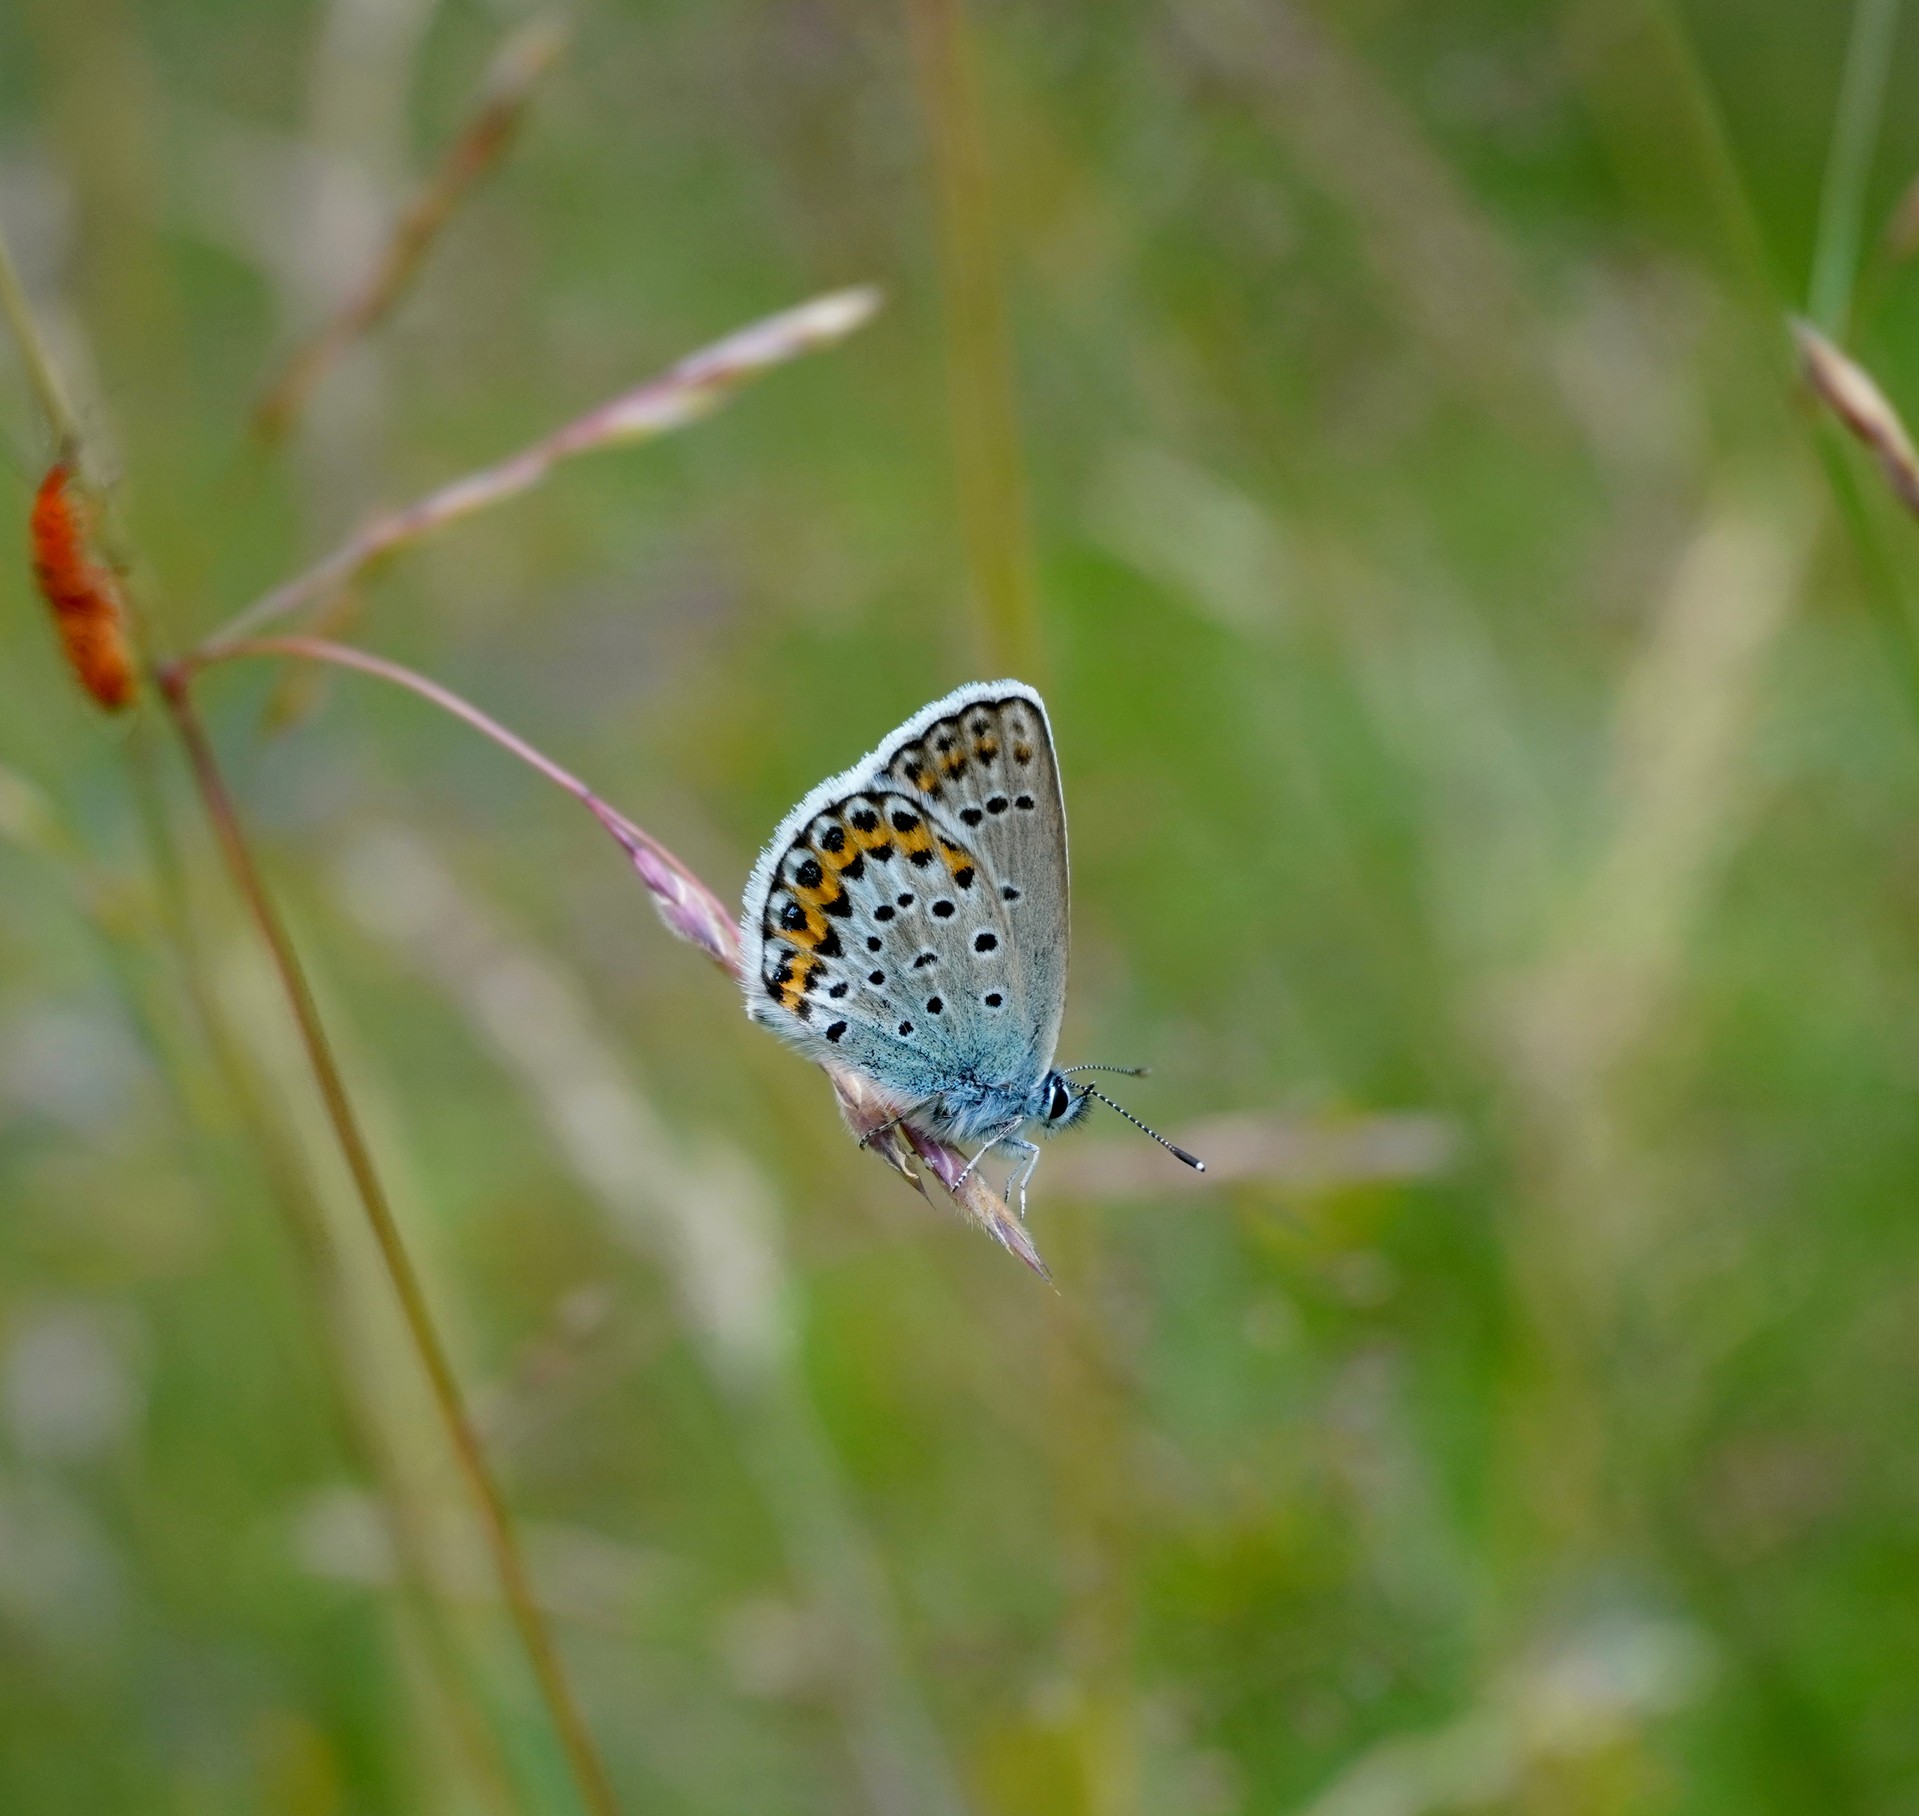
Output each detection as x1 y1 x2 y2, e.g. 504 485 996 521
740 682 1069 1120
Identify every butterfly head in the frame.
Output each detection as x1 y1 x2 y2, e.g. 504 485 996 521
1047 1065 1207 1172
1039 1069 1094 1131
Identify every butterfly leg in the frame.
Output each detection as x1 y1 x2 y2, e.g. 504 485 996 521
953 1111 1035 1191
1002 1138 1041 1220
856 1098 936 1152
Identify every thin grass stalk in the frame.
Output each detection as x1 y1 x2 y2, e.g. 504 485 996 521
905 16 1142 1793
0 216 544 1804
1810 0 1903 333
204 286 880 653
0 767 522 1814
2 297 520 1816
332 836 974 1816
1627 0 1919 747
156 674 622 1816
133 754 527 1813
906 0 1042 678
1582 3 1786 310
254 15 568 441
0 226 79 444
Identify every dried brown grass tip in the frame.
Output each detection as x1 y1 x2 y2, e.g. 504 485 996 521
1793 317 1919 519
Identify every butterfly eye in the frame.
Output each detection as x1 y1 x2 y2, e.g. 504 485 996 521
1046 1076 1071 1121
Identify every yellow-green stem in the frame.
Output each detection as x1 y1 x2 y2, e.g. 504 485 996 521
158 673 622 1816
908 0 1043 679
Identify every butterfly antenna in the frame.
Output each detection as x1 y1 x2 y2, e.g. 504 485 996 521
1061 1063 1151 1078
1079 1087 1206 1172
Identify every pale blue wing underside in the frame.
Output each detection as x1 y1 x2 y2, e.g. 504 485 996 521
739 681 1069 1133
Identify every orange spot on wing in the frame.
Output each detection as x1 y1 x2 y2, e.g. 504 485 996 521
897 748 941 794
776 950 824 1010
789 871 850 917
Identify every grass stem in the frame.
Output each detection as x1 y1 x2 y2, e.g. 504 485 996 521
906 0 1043 678
204 288 879 653
1811 0 1903 333
158 672 623 1816
0 225 79 445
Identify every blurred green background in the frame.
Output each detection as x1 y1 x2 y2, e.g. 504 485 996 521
5 0 1919 1811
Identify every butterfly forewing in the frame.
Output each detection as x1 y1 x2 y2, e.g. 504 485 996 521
741 683 1068 1112
874 690 1067 1078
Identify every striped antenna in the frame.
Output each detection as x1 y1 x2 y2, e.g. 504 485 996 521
1079 1087 1206 1172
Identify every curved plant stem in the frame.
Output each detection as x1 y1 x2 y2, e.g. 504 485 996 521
1811 0 1903 333
180 636 743 972
157 671 622 1816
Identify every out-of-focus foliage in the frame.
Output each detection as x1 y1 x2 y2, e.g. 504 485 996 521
3 1 1919 1811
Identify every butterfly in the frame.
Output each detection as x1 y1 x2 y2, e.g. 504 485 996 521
740 679 1203 1220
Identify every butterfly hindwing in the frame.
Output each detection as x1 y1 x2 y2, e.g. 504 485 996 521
741 682 1068 1111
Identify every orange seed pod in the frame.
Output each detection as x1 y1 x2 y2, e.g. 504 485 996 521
29 463 137 712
